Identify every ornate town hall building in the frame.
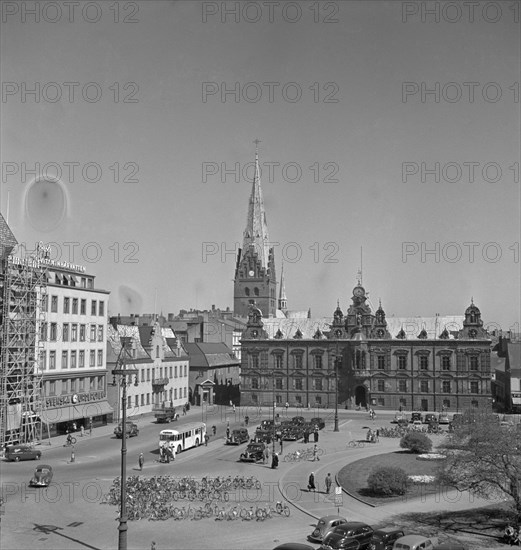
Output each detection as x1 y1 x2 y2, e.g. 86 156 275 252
236 147 493 412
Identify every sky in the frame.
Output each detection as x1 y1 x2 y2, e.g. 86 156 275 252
1 0 520 332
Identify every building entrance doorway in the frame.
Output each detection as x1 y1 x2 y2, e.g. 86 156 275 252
355 385 368 408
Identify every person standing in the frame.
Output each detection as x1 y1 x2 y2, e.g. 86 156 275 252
204 434 209 446
80 425 85 438
280 439 284 453
313 444 320 461
271 452 279 469
325 473 332 494
89 419 93 436
314 429 319 443
138 453 144 471
308 472 316 492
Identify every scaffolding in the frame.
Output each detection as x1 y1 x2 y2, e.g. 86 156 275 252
0 250 47 447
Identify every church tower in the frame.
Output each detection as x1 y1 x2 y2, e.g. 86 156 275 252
278 261 288 314
233 144 277 318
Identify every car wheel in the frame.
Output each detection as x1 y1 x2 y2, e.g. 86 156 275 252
177 445 182 455
312 529 320 538
36 454 41 460
14 456 20 462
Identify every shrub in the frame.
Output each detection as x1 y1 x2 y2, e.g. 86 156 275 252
367 466 409 496
400 432 433 454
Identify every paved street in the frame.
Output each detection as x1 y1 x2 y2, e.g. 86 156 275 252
1 407 494 550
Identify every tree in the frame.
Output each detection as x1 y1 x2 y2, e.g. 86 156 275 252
437 412 521 519
367 466 409 496
400 432 433 454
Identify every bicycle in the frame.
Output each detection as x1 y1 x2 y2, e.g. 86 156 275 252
347 440 365 448
64 437 77 446
275 501 290 517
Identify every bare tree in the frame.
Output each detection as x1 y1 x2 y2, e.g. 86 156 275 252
437 413 521 521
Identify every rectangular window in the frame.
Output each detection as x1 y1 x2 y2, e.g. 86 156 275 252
315 379 323 391
87 278 93 289
314 355 322 369
169 367 172 378
146 393 150 405
71 324 78 342
70 351 77 368
135 395 139 407
70 379 76 393
63 323 69 342
184 387 187 398
377 356 385 370
91 300 97 316
443 399 451 409
295 395 302 404
377 398 385 407
50 323 57 341
442 356 451 370
42 294 49 311
40 350 46 371
81 277 86 288
90 324 96 342
127 396 131 409
72 298 78 314
79 377 84 391
398 380 407 392
399 397 407 408
147 369 150 381
252 378 259 389
40 322 47 341
275 378 283 390
62 380 68 394
141 394 145 406
97 349 103 366
49 351 56 370
90 350 96 367
99 301 105 316
184 365 187 377
315 396 322 405
398 356 407 370
419 356 428 370
174 388 178 399
49 380 56 395
141 368 145 382
295 378 303 390
61 351 68 369
80 299 86 315
90 377 95 390
469 356 479 371
156 345 160 359
51 295 58 313
420 380 429 393
64 297 70 314
174 366 178 378
470 381 479 394
98 325 104 342
295 355 302 370
275 355 283 369
442 380 451 393
377 379 385 392
251 354 259 369
79 350 85 368
80 324 86 342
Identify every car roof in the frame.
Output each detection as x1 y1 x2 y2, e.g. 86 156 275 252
272 544 315 550
373 528 405 536
395 535 432 543
37 464 52 470
319 515 346 522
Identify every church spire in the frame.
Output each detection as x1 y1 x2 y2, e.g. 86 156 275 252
243 140 271 270
278 260 287 312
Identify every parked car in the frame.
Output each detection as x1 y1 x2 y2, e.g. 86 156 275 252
226 428 249 445
410 412 423 423
308 516 349 543
292 416 306 425
114 422 139 438
438 413 450 425
368 528 406 550
239 442 267 463
29 464 53 487
283 426 304 441
392 535 435 549
411 420 422 428
5 444 41 462
320 522 374 550
423 414 437 424
310 417 325 430
392 412 407 424
254 428 274 444
451 413 463 424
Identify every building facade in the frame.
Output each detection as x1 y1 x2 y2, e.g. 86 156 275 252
106 321 189 421
240 286 493 412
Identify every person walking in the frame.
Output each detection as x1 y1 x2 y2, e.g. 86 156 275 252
89 419 93 436
80 425 85 437
313 444 320 461
280 439 284 453
244 415 249 426
313 429 319 443
182 405 186 416
138 453 144 471
169 441 176 461
325 473 332 494
308 472 316 492
271 452 279 469
226 426 230 440
204 434 209 446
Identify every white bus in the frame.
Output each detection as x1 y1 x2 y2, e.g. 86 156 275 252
159 422 206 455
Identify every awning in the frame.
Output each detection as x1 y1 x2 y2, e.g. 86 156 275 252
41 401 114 424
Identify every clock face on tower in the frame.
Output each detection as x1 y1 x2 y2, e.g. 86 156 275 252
376 329 385 338
353 286 365 298
335 329 342 338
248 270 254 277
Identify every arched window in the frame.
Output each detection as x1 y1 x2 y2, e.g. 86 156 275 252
245 288 250 296
254 287 259 297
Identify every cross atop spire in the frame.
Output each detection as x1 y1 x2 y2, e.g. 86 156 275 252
253 138 262 149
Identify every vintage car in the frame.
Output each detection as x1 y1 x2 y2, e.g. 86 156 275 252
368 528 406 550
392 412 407 424
239 442 267 463
438 413 450 425
291 416 306 425
392 535 436 550
273 544 315 550
310 417 325 430
5 445 42 462
255 428 276 443
308 516 349 543
319 522 374 550
410 412 423 423
226 428 249 445
423 414 437 424
114 422 139 438
282 426 303 441
29 464 53 487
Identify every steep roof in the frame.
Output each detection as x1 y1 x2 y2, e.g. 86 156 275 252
184 342 239 368
0 212 17 259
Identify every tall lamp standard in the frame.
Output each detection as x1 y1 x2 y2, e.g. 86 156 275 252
334 337 340 432
111 336 139 550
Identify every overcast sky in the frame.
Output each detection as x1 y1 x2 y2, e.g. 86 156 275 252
1 0 519 331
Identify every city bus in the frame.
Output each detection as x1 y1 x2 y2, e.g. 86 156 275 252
159 422 206 455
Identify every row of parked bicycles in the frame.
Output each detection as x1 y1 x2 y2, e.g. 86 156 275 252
283 446 325 462
378 425 443 438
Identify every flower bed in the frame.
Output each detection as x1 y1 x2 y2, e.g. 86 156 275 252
416 453 446 461
408 475 436 484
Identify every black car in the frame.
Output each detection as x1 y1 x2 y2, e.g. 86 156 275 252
410 412 423 423
282 426 303 441
240 442 267 463
114 422 139 438
320 522 374 550
5 444 42 462
29 464 53 487
292 416 306 425
368 528 405 550
226 428 249 445
310 417 325 430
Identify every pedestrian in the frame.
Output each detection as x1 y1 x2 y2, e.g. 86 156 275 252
245 415 249 426
72 422 77 432
280 439 284 453
230 400 233 407
271 452 279 469
212 425 216 435
285 402 289 413
226 427 230 440
263 446 269 464
80 425 85 437
303 430 309 444
376 429 380 442
204 434 209 446
159 446 164 463
314 429 319 443
325 473 332 494
313 444 320 461
232 404 236 413
138 453 144 471
308 472 316 492
366 429 372 442
169 442 176 461
182 405 186 415
89 419 93 435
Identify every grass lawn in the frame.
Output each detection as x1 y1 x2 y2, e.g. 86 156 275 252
337 450 442 506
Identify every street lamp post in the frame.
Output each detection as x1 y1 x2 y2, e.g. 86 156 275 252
111 337 139 550
334 338 339 432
